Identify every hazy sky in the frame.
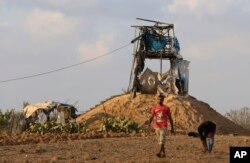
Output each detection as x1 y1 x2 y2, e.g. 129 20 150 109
0 0 249 114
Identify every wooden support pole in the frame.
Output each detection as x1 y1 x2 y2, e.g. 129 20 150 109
160 53 163 74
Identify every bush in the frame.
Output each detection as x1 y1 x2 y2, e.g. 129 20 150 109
225 107 250 130
26 121 88 134
0 109 16 132
99 117 139 133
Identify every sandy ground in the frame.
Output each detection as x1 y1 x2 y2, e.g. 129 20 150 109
0 134 249 163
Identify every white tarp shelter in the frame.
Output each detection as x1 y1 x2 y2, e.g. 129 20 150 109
23 101 56 118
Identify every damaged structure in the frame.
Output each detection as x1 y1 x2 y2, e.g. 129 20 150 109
24 101 78 121
128 18 190 97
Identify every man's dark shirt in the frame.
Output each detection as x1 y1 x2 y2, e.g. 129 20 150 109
198 121 216 140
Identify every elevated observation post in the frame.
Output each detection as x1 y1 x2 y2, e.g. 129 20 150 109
128 18 190 98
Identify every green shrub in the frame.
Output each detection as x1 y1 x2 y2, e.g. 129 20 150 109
26 121 88 134
99 117 139 133
0 109 16 132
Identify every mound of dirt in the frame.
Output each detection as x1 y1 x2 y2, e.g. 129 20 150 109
76 93 250 135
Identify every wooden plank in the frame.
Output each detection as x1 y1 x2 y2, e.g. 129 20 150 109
139 51 177 59
136 17 173 26
131 25 174 29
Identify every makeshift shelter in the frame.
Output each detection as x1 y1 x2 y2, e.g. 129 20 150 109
24 101 54 118
23 101 78 120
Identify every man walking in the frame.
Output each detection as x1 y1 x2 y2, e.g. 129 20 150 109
148 93 174 158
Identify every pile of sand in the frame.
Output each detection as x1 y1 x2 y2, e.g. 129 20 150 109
76 93 250 135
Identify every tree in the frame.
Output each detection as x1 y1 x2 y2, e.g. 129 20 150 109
225 107 250 130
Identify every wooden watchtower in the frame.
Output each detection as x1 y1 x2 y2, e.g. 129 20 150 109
128 18 190 98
